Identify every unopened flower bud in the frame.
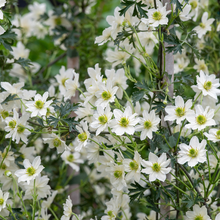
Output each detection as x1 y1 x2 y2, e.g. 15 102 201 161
4 170 12 177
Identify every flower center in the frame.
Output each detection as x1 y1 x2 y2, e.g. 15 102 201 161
0 198 4 205
1 110 9 119
78 132 87 142
107 211 115 218
175 107 185 117
61 78 68 87
203 81 212 91
17 125 25 133
144 120 152 129
190 1 198 9
199 23 206 29
152 11 162 21
196 115 207 125
114 170 123 179
178 64 183 69
98 115 108 125
215 130 220 139
67 154 74 162
35 100 44 109
199 64 206 71
119 117 129 127
188 148 198 158
55 17 62 25
26 166 36 176
101 91 112 100
194 215 204 220
129 161 139 171
152 162 161 172
9 120 16 129
53 138 61 147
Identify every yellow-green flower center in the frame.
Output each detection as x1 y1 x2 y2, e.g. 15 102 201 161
203 81 212 91
107 211 115 218
152 11 162 21
17 125 25 133
178 64 183 69
0 198 4 205
61 78 68 87
55 17 62 25
196 115 207 125
144 120 152 129
190 1 198 9
114 170 123 179
98 115 108 125
188 148 198 158
101 91 112 100
9 120 16 129
35 100 44 109
199 64 206 71
67 154 74 162
199 23 206 29
215 130 220 139
129 161 139 171
1 110 9 119
175 107 185 117
26 166 36 176
78 132 87 142
53 138 61 147
194 215 204 220
152 162 161 172
119 117 129 127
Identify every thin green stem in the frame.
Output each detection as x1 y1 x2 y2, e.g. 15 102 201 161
0 138 11 169
49 207 59 220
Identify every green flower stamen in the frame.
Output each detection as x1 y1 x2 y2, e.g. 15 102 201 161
188 148 198 158
152 11 162 21
53 138 61 147
175 107 185 117
35 100 44 109
114 170 122 179
199 23 205 28
17 125 25 133
67 154 74 162
1 110 9 119
9 120 16 129
129 161 139 171
101 91 112 100
119 117 129 127
144 120 152 129
78 132 87 142
203 81 212 91
0 198 4 205
152 162 161 172
190 1 197 9
196 115 207 125
194 215 204 220
26 166 36 176
98 115 108 125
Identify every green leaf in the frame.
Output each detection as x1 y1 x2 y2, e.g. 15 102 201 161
54 102 78 118
62 117 78 132
15 58 32 69
1 94 20 105
135 80 149 90
132 90 145 104
119 0 135 16
47 116 59 128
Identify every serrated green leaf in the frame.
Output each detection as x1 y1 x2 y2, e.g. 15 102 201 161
132 90 145 104
1 94 20 104
15 58 32 69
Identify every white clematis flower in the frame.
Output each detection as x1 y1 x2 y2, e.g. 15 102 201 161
178 136 207 167
141 152 171 182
